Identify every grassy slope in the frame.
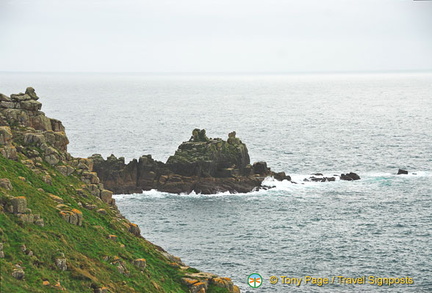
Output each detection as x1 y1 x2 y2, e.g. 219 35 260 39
0 154 226 293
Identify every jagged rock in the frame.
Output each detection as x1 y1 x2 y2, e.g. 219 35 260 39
25 87 39 100
133 258 147 269
253 161 269 175
55 257 68 271
167 129 250 177
340 172 361 181
397 169 408 175
11 196 27 214
0 178 12 190
92 130 289 194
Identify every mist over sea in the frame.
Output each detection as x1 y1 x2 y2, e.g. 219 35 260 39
1 72 431 292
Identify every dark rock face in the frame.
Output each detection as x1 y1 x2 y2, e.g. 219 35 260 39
340 172 361 181
92 129 283 194
397 169 408 175
166 129 250 178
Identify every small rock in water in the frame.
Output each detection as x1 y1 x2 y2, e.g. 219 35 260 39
397 169 408 175
340 172 361 181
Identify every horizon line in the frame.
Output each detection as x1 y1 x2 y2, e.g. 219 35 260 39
1 69 432 75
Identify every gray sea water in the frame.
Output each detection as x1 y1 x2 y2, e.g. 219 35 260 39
1 72 432 292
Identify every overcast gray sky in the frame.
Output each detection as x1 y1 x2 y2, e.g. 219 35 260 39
0 0 431 73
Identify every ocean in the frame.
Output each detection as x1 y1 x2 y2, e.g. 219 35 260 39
1 72 431 292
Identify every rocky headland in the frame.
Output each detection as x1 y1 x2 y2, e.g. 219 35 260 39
0 88 240 293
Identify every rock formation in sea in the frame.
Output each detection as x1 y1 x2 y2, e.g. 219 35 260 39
0 88 239 293
91 129 292 194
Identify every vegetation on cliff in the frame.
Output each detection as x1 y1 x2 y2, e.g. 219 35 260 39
0 88 239 293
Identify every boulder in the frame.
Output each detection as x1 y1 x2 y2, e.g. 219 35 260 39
12 267 25 280
253 161 269 175
0 178 12 190
59 209 83 226
0 93 11 102
0 126 13 145
274 171 291 181
100 190 113 204
11 196 27 214
25 87 39 100
132 258 147 269
55 257 68 271
128 223 141 236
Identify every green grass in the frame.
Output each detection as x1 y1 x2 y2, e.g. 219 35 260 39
0 154 231 293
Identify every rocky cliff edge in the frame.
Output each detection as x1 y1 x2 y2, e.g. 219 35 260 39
0 88 240 293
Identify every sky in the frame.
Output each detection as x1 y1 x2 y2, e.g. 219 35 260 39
0 0 431 73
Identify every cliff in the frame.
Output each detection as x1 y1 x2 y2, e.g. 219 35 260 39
91 130 291 194
0 88 240 293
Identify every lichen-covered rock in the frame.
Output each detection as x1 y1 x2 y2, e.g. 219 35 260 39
59 209 83 226
0 126 12 145
166 129 250 178
100 189 113 204
25 87 39 100
55 255 68 271
12 267 25 280
0 178 12 190
132 258 146 269
128 223 141 236
11 196 27 214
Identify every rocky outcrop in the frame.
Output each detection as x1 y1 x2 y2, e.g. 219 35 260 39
0 87 241 293
340 172 361 181
92 129 291 194
397 169 408 175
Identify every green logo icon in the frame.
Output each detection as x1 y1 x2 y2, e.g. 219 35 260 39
248 273 263 288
